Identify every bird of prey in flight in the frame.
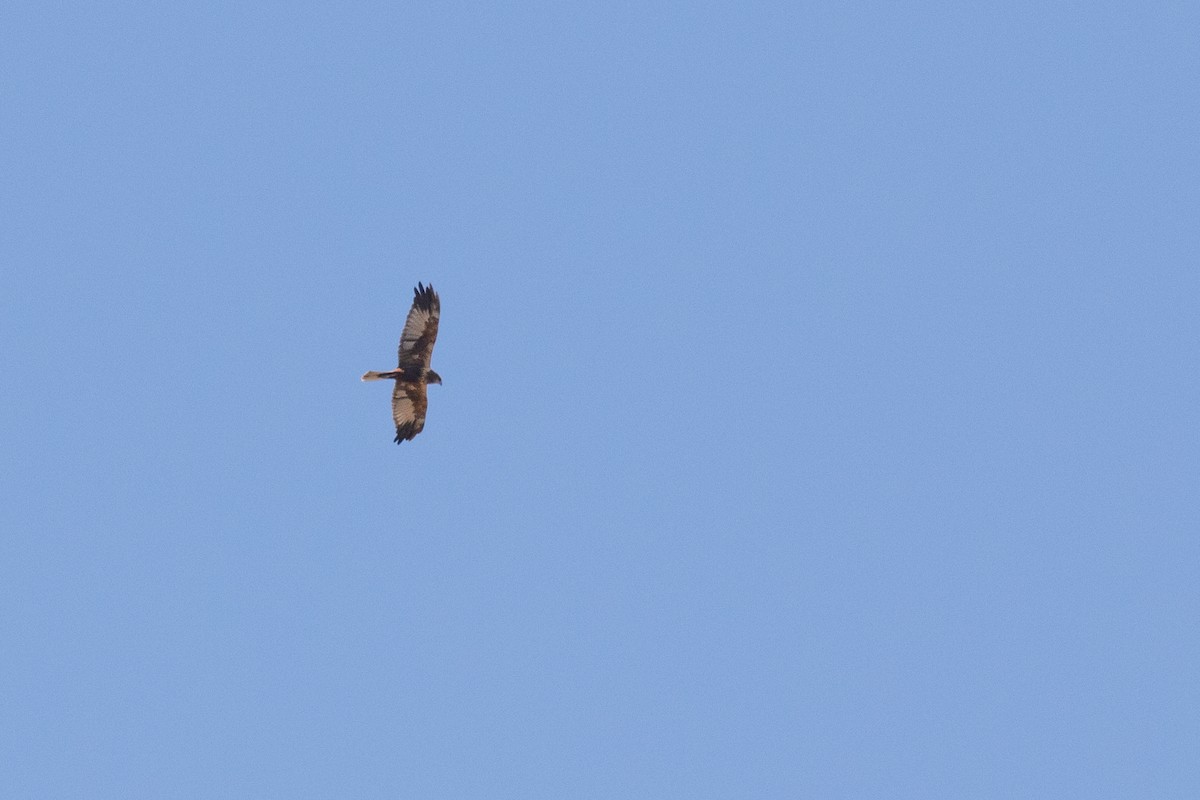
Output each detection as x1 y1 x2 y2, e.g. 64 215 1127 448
362 282 441 443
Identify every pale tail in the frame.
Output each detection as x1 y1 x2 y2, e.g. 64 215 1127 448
362 371 387 381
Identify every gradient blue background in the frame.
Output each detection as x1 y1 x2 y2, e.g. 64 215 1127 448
3 2 1197 797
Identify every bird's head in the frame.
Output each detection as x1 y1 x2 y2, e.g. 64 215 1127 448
426 370 443 385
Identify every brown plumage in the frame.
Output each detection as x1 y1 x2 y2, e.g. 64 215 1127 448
362 282 442 443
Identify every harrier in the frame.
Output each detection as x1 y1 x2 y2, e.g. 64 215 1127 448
362 282 442 443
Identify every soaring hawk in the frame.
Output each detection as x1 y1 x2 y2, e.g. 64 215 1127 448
362 282 442 443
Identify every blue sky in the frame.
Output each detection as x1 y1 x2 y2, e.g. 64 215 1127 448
2 1 1198 797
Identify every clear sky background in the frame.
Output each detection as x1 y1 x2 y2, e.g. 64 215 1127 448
2 2 1197 797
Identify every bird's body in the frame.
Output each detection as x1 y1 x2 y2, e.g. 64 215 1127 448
362 283 441 443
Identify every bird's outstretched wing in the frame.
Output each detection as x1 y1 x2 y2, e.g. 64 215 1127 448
397 282 440 376
391 380 428 442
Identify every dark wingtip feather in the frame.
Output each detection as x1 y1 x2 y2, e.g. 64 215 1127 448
412 281 439 312
394 421 418 443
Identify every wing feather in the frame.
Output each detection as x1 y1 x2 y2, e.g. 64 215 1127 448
392 381 428 443
397 282 440 374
